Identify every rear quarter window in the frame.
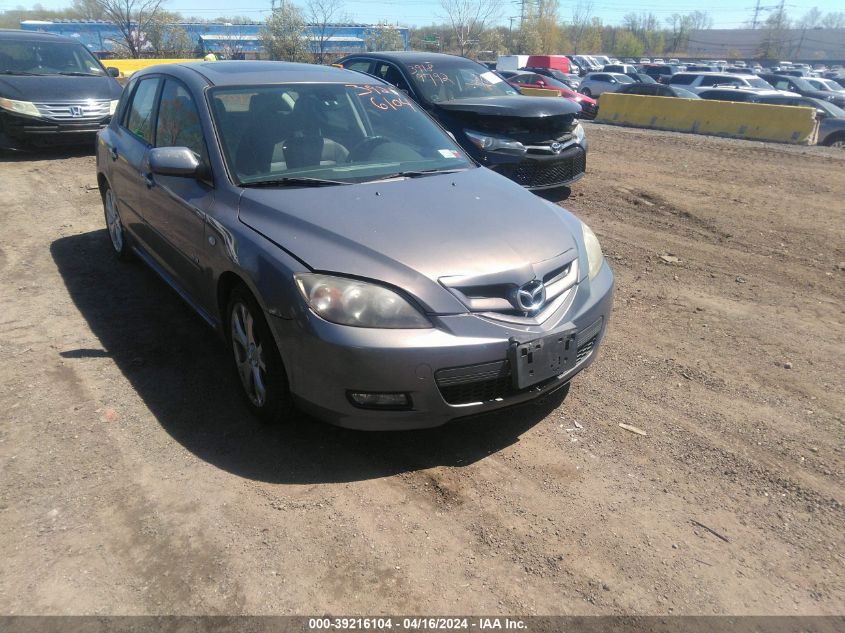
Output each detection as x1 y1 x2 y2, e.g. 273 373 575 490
124 77 160 145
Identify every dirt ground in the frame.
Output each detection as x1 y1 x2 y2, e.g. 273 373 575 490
0 125 842 617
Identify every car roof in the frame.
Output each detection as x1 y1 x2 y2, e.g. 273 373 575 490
344 51 478 65
0 28 76 44
139 60 373 86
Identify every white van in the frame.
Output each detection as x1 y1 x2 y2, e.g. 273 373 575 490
496 55 530 72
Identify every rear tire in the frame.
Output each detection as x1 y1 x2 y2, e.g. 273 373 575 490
226 285 292 423
103 184 132 261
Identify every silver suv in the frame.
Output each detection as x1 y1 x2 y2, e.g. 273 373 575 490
668 72 789 95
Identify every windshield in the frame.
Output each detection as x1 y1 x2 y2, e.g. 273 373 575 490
404 60 519 103
532 75 567 90
546 70 571 83
746 76 774 89
0 40 105 76
788 76 815 91
674 88 700 99
614 75 635 84
210 83 473 186
818 100 845 117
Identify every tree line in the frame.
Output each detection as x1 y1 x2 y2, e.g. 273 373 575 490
2 0 843 61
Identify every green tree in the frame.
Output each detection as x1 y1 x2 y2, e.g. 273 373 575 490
145 11 194 56
613 30 644 58
88 0 166 58
364 22 404 52
439 0 502 57
261 4 310 62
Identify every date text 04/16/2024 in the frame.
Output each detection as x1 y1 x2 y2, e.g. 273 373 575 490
307 617 527 630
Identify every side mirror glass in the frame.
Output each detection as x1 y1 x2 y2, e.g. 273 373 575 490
107 67 120 77
148 147 202 178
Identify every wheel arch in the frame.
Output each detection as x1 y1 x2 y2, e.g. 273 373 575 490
97 172 109 199
821 130 845 147
216 270 250 331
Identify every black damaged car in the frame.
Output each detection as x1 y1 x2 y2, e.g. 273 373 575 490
337 52 587 190
0 29 123 149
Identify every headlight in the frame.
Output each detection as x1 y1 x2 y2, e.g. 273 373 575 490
109 100 120 116
573 122 585 143
294 273 431 329
0 97 41 118
464 129 526 154
581 221 604 280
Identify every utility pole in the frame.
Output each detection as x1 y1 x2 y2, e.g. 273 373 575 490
751 0 762 29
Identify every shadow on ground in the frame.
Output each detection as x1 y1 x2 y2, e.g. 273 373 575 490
534 185 572 204
51 230 563 485
0 144 94 162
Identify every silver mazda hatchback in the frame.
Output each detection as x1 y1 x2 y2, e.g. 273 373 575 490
96 61 613 430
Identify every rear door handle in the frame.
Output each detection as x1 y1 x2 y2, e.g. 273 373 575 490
143 173 154 188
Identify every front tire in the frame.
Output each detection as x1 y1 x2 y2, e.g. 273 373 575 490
103 184 132 260
581 87 592 97
227 285 292 423
824 133 845 149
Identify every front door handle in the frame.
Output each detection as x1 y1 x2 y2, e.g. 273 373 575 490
109 147 118 161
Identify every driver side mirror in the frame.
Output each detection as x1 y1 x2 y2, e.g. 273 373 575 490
148 147 206 179
106 67 120 77
536 80 546 87
816 109 828 119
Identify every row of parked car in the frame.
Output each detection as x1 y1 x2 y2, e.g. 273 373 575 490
485 52 845 148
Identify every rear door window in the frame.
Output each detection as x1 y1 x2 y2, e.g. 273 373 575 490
124 77 161 145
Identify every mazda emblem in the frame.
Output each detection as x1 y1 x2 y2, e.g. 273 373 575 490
69 106 85 118
514 279 546 312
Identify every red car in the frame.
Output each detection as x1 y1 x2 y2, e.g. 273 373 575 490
506 72 598 119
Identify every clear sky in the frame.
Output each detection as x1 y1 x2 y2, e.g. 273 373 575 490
3 0 844 29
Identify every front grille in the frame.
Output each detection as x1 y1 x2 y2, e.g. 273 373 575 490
439 373 515 405
440 255 579 324
33 100 111 122
500 147 587 188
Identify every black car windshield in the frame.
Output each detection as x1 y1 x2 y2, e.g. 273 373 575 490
0 40 105 76
210 83 473 185
404 59 520 103
746 76 774 89
785 76 816 91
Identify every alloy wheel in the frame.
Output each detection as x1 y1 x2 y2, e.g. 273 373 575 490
230 301 268 407
105 188 124 253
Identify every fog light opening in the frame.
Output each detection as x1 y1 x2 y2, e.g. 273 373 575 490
347 391 411 410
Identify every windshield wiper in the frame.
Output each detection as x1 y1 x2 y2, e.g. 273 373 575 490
368 168 467 182
55 71 102 76
240 176 350 188
0 70 41 75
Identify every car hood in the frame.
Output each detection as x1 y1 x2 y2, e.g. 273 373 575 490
0 75 123 102
434 95 580 118
238 167 582 314
806 89 845 104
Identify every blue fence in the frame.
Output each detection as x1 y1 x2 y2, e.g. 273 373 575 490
19 20 410 57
